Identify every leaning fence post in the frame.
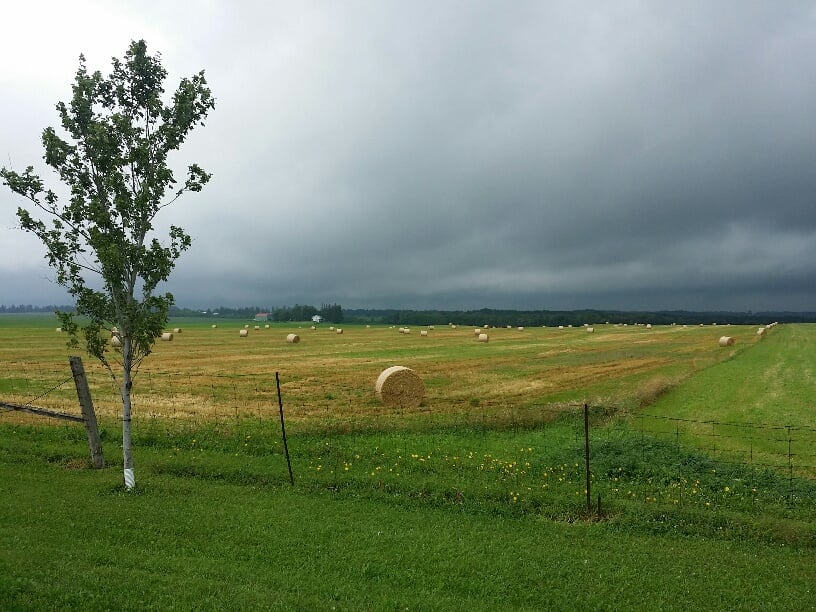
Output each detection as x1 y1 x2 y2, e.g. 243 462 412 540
69 356 105 469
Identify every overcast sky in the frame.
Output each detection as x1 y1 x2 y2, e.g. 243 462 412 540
2 1 815 312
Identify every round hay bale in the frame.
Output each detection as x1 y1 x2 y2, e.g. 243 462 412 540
56 327 62 333
329 326 335 331
286 333 300 344
239 329 248 337
646 324 652 329
254 325 260 330
517 326 524 331
110 335 122 347
161 332 173 341
311 325 316 330
375 366 424 408
420 330 428 336
429 325 435 330
718 336 735 347
244 324 249 329
478 333 489 342
211 324 217 328
558 325 564 330
451 324 457 329
265 324 270 329
757 328 766 336
474 328 482 336
173 328 182 333
336 328 343 334
586 327 595 333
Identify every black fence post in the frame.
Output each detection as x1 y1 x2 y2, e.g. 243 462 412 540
584 403 591 512
276 372 295 486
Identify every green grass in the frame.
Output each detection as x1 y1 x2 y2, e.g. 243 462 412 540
1 429 815 610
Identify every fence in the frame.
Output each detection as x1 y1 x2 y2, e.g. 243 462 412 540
2 361 815 516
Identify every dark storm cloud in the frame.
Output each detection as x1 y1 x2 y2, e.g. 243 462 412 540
2 1 815 310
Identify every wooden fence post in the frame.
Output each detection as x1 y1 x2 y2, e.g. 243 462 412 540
69 356 105 469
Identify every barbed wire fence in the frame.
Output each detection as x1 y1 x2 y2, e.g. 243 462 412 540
2 361 815 513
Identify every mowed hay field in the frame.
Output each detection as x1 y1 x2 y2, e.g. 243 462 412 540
3 317 816 610
0 316 775 427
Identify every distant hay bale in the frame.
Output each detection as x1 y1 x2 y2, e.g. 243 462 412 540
586 327 595 333
311 325 316 330
646 324 652 329
244 324 249 329
375 366 425 408
558 325 564 330
254 325 260 330
478 333 489 342
239 329 248 337
56 327 62 333
474 328 482 336
161 332 173 341
110 335 122 347
451 324 457 329
429 325 435 330
757 328 766 336
329 326 335 331
517 326 524 331
420 330 428 336
718 336 735 347
211 324 217 328
507 325 512 329
366 324 371 328
286 333 300 344
402 328 410 334
173 328 182 333
336 328 343 334
265 324 270 329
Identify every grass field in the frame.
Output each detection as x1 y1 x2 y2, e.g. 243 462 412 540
2 315 815 609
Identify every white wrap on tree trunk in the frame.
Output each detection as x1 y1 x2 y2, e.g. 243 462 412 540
124 468 135 490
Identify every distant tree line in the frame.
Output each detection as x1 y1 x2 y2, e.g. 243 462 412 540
343 308 816 327
5 303 814 325
167 302 344 323
0 304 75 313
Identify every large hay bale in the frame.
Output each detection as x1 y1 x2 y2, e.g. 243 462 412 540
478 333 489 342
239 329 248 337
161 332 173 341
757 328 766 336
286 333 300 344
336 328 343 334
173 328 182 333
718 336 735 347
420 330 428 336
375 366 424 408
586 327 595 333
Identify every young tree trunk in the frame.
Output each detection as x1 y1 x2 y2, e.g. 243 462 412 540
121 342 135 490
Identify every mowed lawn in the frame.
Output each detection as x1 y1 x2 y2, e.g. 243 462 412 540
1 317 815 609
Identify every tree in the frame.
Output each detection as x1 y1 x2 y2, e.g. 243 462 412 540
1 40 215 490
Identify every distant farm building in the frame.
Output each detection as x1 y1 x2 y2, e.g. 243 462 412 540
254 313 270 322
312 315 323 323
